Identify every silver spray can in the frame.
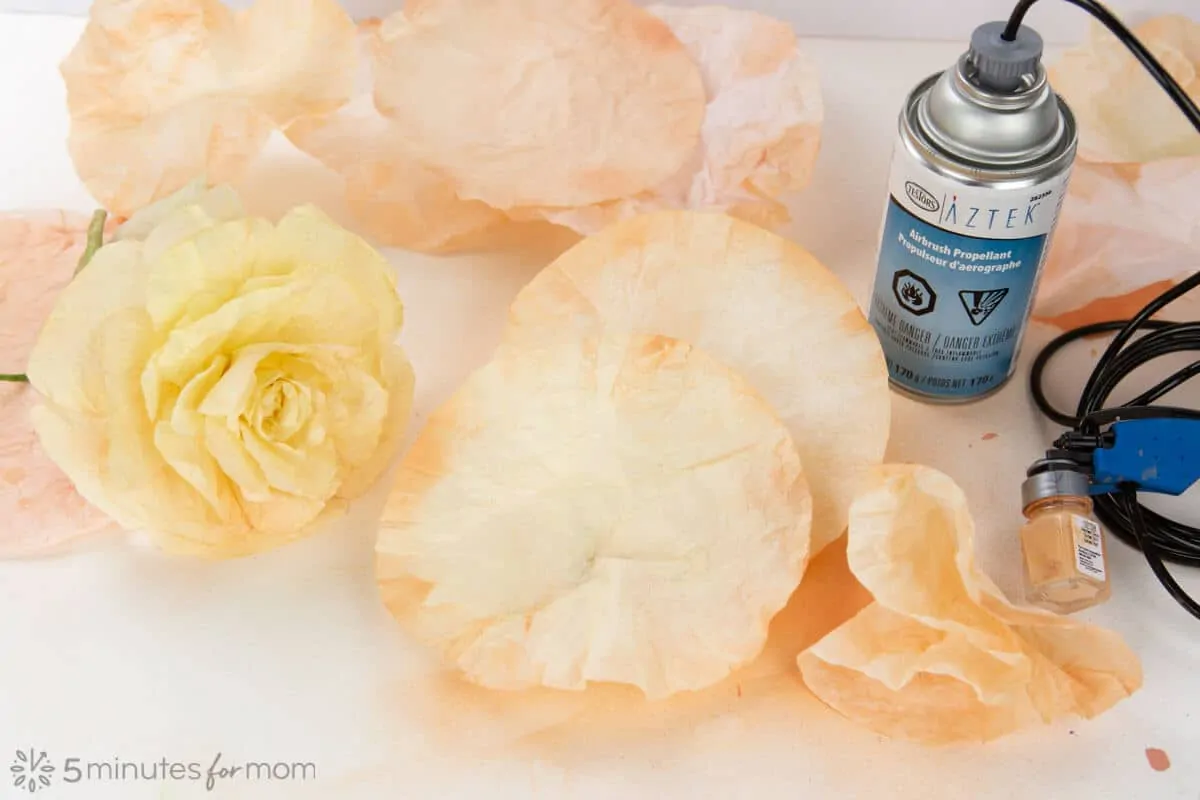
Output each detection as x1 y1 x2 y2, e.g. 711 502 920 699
867 21 1077 402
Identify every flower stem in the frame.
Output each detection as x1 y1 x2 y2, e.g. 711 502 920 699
0 373 29 382
75 209 108 275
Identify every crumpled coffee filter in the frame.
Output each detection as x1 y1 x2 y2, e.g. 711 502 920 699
506 210 889 555
0 213 122 558
370 0 707 211
1037 14 1200 327
1036 157 1200 327
513 5 824 234
62 0 356 217
798 465 1142 745
64 0 824 253
377 331 813 699
1049 16 1200 165
289 1 824 250
284 20 510 253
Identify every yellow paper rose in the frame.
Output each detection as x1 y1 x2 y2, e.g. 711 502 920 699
26 184 415 557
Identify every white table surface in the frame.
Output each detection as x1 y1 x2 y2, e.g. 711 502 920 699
2 11 1199 800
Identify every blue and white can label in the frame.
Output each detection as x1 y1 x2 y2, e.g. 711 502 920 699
868 147 1070 400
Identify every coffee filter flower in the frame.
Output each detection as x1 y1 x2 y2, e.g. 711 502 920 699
26 184 415 558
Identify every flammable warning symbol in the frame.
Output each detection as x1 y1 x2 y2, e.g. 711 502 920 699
958 288 1009 326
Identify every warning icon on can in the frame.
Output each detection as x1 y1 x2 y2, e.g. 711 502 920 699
958 288 1009 326
892 270 936 316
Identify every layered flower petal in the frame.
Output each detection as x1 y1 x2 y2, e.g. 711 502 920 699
27 186 414 558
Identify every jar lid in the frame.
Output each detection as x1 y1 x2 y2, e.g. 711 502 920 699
1021 468 1091 508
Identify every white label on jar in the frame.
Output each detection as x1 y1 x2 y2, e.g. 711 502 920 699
1072 515 1106 580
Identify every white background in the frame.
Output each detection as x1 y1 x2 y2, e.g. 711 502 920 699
0 0 1197 42
2 2 1200 799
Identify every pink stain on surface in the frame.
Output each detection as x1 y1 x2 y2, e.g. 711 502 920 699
981 432 999 441
1145 747 1170 772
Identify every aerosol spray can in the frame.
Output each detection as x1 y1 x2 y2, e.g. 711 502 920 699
867 21 1077 402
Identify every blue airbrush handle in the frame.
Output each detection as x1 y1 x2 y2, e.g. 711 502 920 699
1090 418 1200 496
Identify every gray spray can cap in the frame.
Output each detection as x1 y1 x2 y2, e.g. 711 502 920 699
968 20 1045 92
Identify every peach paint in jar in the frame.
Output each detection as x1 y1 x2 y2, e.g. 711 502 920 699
1019 462 1111 613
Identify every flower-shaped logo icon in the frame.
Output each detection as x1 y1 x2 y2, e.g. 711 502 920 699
10 748 54 793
